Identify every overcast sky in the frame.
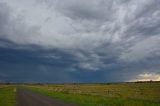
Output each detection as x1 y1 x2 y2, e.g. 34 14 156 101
0 0 160 83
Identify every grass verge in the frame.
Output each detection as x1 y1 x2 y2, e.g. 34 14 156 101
0 86 16 106
26 86 160 106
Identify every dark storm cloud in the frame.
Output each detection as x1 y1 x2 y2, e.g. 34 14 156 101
0 0 160 82
0 47 78 66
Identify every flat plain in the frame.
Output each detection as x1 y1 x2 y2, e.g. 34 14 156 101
26 82 160 106
0 82 160 106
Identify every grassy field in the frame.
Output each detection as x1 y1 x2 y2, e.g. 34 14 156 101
26 82 160 106
0 82 159 106
0 85 16 106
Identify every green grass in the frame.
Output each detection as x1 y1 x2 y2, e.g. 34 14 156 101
26 82 160 106
0 86 16 106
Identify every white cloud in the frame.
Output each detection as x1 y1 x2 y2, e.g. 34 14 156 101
129 72 160 82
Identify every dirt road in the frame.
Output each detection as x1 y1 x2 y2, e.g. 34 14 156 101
16 87 77 106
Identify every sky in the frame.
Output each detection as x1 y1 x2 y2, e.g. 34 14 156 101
0 0 160 83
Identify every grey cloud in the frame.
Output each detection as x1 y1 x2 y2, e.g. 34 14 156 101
0 2 41 47
0 2 10 37
55 0 114 21
119 35 160 62
0 0 160 82
1 0 159 51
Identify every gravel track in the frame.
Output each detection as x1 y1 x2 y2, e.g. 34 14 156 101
16 87 77 106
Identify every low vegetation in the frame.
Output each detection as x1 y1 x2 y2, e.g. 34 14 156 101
0 85 16 106
26 82 160 106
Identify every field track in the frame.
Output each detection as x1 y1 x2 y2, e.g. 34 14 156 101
16 87 76 106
